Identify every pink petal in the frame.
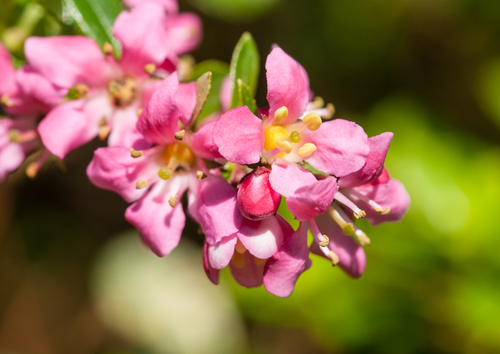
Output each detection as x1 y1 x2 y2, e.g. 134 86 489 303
38 97 110 159
213 106 263 165
175 82 196 126
237 216 284 259
0 119 33 183
137 73 185 146
165 13 203 55
108 106 151 150
312 213 366 278
113 3 169 76
220 75 232 113
351 178 410 226
0 42 18 98
338 132 393 188
24 36 109 88
268 162 317 197
139 79 163 108
124 0 178 14
304 119 370 177
266 46 310 125
287 177 338 221
229 251 264 288
196 175 243 244
207 234 238 269
125 176 188 257
86 146 161 203
203 242 220 285
190 120 223 160
263 222 312 297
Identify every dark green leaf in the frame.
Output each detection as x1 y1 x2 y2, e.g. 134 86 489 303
237 79 257 114
229 32 259 110
61 0 122 52
191 60 230 120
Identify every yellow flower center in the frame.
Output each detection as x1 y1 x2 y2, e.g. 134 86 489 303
162 143 195 172
108 77 137 107
264 125 288 150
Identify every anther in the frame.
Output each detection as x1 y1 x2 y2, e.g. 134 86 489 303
325 103 335 119
329 251 340 266
130 148 143 158
313 96 324 109
103 42 114 55
327 206 354 236
290 131 301 143
298 143 317 158
277 139 293 154
168 195 178 208
353 230 371 246
98 125 111 140
144 63 156 75
137 109 143 117
158 168 172 180
174 130 185 141
274 106 288 123
374 206 391 215
302 112 322 131
8 129 21 143
74 83 89 96
136 179 148 189
319 234 329 247
1 94 12 107
196 170 207 180
353 210 366 219
26 162 39 179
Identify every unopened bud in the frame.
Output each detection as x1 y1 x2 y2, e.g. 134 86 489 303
237 167 281 221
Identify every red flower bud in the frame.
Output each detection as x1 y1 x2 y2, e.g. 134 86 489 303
237 167 281 221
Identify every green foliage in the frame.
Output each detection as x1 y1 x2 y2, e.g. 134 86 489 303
229 32 259 111
235 79 257 114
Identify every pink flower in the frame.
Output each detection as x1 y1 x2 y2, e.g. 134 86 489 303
87 73 229 257
30 2 200 160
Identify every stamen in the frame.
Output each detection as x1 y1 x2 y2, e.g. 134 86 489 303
298 143 317 158
302 112 322 131
158 168 172 180
137 109 143 117
144 63 156 75
274 106 288 123
74 84 89 96
277 139 293 154
136 179 148 189
174 130 185 141
168 195 178 208
103 42 114 55
290 131 301 143
130 148 143 158
374 206 391 215
353 228 371 246
98 125 111 140
308 219 331 257
327 206 354 236
319 235 329 247
8 129 21 143
312 96 324 109
343 189 391 215
196 170 207 180
334 191 366 219
235 239 246 254
325 103 335 119
1 94 12 107
26 162 39 179
329 251 340 266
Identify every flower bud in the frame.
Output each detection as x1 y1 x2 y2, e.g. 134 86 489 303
237 167 281 221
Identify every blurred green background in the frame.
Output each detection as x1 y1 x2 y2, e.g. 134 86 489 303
1 0 500 353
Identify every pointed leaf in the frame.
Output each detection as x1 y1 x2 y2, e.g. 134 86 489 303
237 79 257 114
229 32 259 110
189 71 212 128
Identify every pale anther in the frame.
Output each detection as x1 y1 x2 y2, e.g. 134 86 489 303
298 143 317 158
8 129 21 143
136 109 143 117
277 139 293 154
26 162 39 179
168 195 178 208
144 63 156 75
130 148 143 158
302 112 322 131
355 231 371 246
1 94 12 107
319 234 329 247
353 210 366 219
325 103 335 119
196 171 207 180
98 126 111 140
74 83 89 96
158 168 172 180
136 179 148 189
174 130 185 141
274 106 288 123
329 251 340 266
374 206 391 215
103 42 114 55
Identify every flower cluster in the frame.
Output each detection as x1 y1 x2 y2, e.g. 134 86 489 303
0 0 409 297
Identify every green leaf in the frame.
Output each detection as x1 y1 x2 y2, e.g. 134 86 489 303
188 72 212 128
229 32 259 110
298 161 331 177
61 0 122 52
191 60 230 121
237 79 257 114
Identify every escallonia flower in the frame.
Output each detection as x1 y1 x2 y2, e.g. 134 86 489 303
0 42 63 181
87 72 231 257
28 2 202 160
